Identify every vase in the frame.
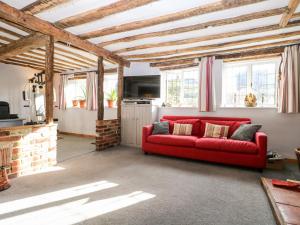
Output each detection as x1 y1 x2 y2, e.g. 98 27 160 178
107 100 114 108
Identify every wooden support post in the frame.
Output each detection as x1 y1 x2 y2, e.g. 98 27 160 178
45 35 54 124
117 63 124 120
97 56 104 120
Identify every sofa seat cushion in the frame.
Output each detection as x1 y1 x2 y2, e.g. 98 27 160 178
195 138 258 154
147 135 198 147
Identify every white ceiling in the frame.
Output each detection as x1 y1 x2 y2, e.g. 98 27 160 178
0 0 300 64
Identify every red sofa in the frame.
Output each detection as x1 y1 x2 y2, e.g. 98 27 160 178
142 116 267 169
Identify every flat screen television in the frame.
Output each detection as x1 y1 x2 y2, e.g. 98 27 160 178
123 75 160 99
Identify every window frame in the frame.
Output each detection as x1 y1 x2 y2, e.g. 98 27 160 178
221 58 280 108
161 67 199 108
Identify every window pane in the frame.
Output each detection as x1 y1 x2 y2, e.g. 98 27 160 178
182 70 198 107
252 63 276 106
166 72 181 106
223 65 248 106
222 60 277 107
66 78 86 107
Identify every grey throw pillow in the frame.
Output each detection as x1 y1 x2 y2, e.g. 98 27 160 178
152 121 169 135
230 124 262 141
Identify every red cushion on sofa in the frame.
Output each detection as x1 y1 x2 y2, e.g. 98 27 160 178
160 119 200 135
195 138 258 154
147 135 198 147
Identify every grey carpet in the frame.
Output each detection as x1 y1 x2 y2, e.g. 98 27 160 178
1 137 299 225
57 134 95 162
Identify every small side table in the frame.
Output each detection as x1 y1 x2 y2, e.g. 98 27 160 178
0 143 13 191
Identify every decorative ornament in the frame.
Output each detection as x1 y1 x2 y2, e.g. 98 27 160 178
244 93 257 107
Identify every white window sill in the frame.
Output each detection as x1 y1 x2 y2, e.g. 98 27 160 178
219 106 277 109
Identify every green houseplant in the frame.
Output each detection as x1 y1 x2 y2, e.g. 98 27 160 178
106 89 117 108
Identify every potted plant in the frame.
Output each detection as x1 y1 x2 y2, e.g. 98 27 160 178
79 87 86 108
72 99 79 107
106 89 117 108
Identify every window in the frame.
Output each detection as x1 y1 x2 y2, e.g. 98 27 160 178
222 60 279 107
66 77 86 108
104 74 118 107
162 68 199 107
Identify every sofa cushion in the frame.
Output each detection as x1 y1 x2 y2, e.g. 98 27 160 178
161 118 201 136
231 124 262 141
152 121 169 135
147 135 198 147
195 138 258 154
200 120 251 137
203 123 230 138
173 123 193 135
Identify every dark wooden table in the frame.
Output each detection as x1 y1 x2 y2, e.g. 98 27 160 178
261 177 300 225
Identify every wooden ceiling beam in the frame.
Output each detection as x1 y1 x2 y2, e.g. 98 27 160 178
56 0 157 28
150 59 195 67
25 50 91 68
30 48 96 67
20 52 88 69
219 47 284 59
160 63 199 71
98 7 286 47
0 59 45 71
0 33 47 60
12 56 75 70
21 0 71 15
124 30 300 59
80 0 265 39
0 34 15 43
115 20 300 54
0 18 33 34
54 46 97 64
130 40 297 63
0 2 129 66
0 27 24 38
223 53 281 62
280 0 300 27
2 58 66 71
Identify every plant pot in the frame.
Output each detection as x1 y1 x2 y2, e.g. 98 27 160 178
295 148 300 170
72 100 79 107
79 100 86 108
107 100 114 108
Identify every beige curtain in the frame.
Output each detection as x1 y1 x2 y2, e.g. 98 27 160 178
58 75 68 110
198 56 216 112
86 72 98 111
278 45 300 113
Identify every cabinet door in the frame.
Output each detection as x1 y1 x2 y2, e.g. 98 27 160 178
135 105 152 147
121 105 136 145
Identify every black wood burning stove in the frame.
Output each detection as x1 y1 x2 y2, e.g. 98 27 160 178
0 102 18 120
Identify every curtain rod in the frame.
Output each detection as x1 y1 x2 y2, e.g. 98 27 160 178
60 70 98 76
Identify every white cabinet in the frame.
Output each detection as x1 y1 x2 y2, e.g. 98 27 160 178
121 103 158 147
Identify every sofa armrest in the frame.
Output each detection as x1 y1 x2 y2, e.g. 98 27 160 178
142 125 153 146
255 132 267 157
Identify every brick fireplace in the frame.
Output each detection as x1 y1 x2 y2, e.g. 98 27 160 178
96 119 120 151
0 124 57 178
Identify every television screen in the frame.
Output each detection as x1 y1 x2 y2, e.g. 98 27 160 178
123 75 160 99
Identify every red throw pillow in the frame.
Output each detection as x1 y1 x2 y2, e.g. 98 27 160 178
160 118 200 136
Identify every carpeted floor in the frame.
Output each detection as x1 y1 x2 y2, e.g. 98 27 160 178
0 136 298 225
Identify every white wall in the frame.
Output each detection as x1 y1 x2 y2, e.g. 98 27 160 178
0 63 38 120
159 60 300 159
